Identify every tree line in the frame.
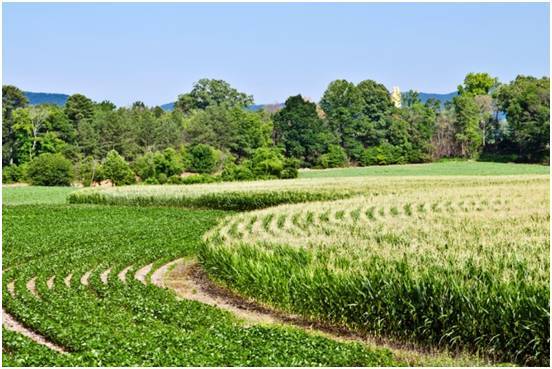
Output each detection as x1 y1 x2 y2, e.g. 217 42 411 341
2 73 549 185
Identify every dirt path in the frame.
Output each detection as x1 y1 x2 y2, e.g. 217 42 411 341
26 277 39 298
162 259 279 325
159 259 465 365
117 265 132 283
63 273 72 287
100 268 111 284
135 263 153 285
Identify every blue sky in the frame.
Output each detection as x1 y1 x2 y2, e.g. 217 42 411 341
3 2 549 106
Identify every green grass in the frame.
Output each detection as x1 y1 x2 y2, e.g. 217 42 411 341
299 161 550 178
2 186 75 205
202 176 550 365
2 189 396 366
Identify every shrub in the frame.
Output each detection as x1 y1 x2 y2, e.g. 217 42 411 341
157 173 168 184
26 153 74 186
134 148 185 182
143 177 159 185
249 147 284 178
2 164 25 183
189 144 217 174
102 150 135 186
221 162 255 181
181 174 221 185
318 145 348 168
154 148 184 178
133 152 157 181
281 158 300 179
361 143 404 166
168 175 182 184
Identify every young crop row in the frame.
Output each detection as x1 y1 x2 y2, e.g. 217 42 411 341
200 177 550 365
67 175 548 211
2 203 395 366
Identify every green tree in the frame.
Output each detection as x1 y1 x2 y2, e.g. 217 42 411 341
188 144 217 174
320 80 365 159
400 99 437 162
356 80 393 123
27 153 74 186
495 75 550 162
12 106 50 163
132 151 157 181
318 144 348 168
153 148 184 178
453 94 483 158
96 100 117 112
93 109 139 159
65 94 95 127
2 85 28 165
182 105 269 158
175 79 254 114
458 73 498 96
248 147 285 177
274 95 332 166
102 150 135 185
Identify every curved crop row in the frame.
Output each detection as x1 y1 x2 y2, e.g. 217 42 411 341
201 177 550 365
2 203 395 366
67 175 547 211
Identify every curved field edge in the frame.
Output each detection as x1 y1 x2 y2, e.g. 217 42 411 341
199 176 550 365
67 175 548 211
2 203 397 367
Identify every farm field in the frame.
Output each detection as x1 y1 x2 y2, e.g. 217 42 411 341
299 161 550 178
2 194 398 366
2 162 550 366
2 186 76 205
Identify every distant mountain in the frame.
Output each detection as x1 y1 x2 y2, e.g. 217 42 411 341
414 92 457 105
24 91 70 106
23 90 458 111
160 102 175 111
160 102 284 112
247 103 284 112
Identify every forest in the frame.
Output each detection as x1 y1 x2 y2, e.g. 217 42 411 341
2 73 549 186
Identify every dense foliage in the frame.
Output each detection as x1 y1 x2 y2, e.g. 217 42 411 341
26 153 74 186
2 73 548 186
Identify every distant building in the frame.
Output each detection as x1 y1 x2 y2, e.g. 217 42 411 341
390 86 401 108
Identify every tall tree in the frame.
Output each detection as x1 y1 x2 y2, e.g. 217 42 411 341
65 94 94 127
453 94 483 158
273 95 332 166
183 105 270 159
495 75 550 162
458 73 498 96
175 79 254 114
12 106 49 163
320 80 365 159
2 85 29 165
356 80 393 123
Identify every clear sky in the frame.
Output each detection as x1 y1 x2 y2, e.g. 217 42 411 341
3 2 550 106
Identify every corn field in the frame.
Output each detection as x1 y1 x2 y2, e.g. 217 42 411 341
200 176 550 365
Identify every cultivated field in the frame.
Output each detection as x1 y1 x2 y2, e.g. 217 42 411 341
2 192 395 366
298 161 550 178
3 162 550 366
202 176 549 365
